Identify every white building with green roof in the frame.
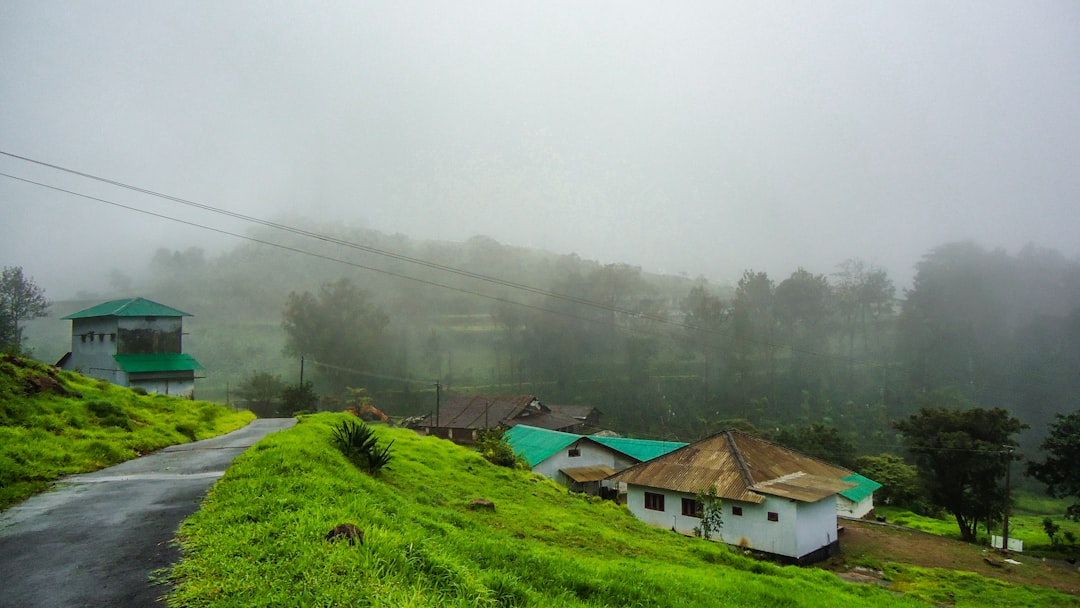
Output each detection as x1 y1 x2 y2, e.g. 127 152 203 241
57 297 204 398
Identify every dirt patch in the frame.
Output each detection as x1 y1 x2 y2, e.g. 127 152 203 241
820 519 1080 595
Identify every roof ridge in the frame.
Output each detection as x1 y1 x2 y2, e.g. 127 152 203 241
724 430 756 488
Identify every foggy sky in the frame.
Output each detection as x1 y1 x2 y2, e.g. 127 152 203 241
2 1 1079 298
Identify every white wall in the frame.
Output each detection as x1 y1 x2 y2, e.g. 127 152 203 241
794 497 838 557
65 318 120 378
533 440 635 480
625 484 838 560
129 377 195 398
837 495 874 519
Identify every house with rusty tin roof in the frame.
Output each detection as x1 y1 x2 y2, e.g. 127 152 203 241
416 394 599 444
608 429 869 564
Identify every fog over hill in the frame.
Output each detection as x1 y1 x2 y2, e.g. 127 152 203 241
2 2 1079 299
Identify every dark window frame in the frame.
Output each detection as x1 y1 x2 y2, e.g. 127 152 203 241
767 511 779 522
681 497 700 518
731 505 743 516
644 491 665 511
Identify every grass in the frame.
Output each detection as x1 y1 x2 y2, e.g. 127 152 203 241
167 414 1077 607
0 354 254 509
876 496 1080 555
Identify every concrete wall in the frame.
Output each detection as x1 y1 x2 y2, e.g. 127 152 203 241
837 495 874 519
625 484 838 561
533 439 636 480
64 318 120 380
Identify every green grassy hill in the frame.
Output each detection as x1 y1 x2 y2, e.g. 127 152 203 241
0 355 254 509
166 414 1078 607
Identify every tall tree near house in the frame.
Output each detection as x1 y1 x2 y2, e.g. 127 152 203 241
893 391 1027 542
1027 410 1080 521
282 278 390 395
0 266 50 354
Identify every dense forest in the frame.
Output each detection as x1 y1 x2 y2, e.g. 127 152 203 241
26 223 1080 458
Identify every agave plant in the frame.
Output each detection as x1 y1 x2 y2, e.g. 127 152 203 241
332 419 393 474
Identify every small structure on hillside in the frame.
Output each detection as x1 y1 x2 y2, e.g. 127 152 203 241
415 394 599 444
836 473 882 519
504 424 687 496
608 430 876 565
56 297 204 398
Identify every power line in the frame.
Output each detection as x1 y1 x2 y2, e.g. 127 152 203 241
0 151 859 364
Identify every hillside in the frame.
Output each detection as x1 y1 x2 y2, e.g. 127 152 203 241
166 414 1077 607
0 355 254 509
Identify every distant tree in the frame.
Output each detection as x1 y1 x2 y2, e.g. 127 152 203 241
281 381 319 415
893 392 1027 542
681 284 728 390
729 270 776 403
896 242 1012 402
282 278 390 394
854 454 926 511
1027 410 1080 521
0 266 50 354
773 423 857 469
235 371 286 417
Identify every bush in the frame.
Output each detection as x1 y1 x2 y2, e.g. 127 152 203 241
331 419 393 474
476 427 524 469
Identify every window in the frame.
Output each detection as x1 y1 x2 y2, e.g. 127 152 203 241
644 492 665 511
731 506 743 516
767 511 779 522
568 448 581 457
681 498 700 518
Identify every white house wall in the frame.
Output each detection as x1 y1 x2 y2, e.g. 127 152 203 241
625 484 837 560
837 495 874 519
65 318 121 380
794 496 838 558
532 440 635 480
130 377 195 399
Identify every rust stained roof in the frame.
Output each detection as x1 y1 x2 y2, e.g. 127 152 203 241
608 430 855 504
750 472 857 502
561 465 617 483
419 394 588 431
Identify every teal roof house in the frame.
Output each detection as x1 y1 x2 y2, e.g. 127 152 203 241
504 425 686 496
57 297 204 398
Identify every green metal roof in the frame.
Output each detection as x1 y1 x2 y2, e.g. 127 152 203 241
504 425 580 467
589 435 687 462
839 473 882 503
64 298 192 319
504 424 687 467
113 353 204 373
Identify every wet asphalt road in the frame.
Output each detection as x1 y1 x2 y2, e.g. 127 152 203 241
0 418 296 608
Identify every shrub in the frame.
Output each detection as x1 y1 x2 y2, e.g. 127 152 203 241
331 419 393 474
476 427 524 469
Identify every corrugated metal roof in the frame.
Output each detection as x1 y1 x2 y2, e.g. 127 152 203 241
113 353 203 373
64 298 192 319
504 425 686 467
750 472 858 502
561 465 617 483
839 473 882 503
421 394 538 429
608 430 856 505
589 435 688 462
504 425 581 466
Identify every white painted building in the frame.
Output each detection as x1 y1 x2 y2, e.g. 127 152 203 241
609 430 865 564
57 297 203 398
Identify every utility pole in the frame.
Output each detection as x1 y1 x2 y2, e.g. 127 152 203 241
1001 446 1013 553
434 380 441 427
300 356 305 385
